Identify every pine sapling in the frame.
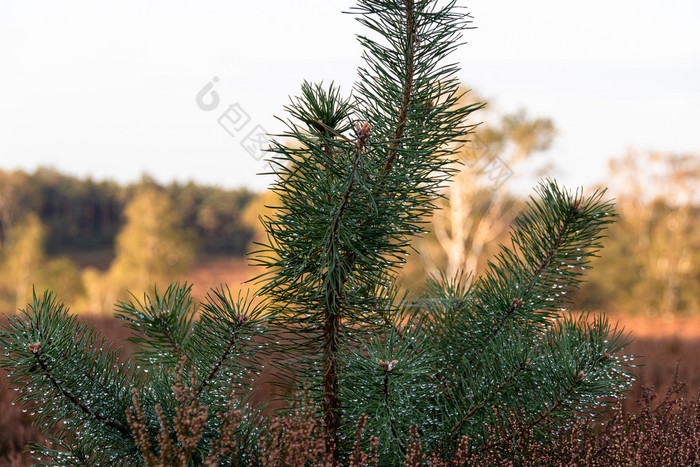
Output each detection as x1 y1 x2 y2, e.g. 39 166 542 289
0 1 635 464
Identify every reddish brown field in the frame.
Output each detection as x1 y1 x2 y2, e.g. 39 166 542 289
183 255 259 302
609 314 700 413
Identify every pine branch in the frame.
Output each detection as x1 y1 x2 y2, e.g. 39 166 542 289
32 348 130 436
380 368 403 450
254 4 479 457
342 311 440 461
467 181 617 358
381 0 416 174
477 371 585 454
0 291 137 460
320 138 369 450
116 283 196 370
189 286 266 403
450 356 531 434
414 182 633 457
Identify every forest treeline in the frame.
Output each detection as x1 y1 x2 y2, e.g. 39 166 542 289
1 148 699 316
0 168 257 312
0 168 254 255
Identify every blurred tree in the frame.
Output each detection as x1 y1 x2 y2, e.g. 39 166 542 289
581 151 700 315
168 181 255 255
168 181 201 240
32 168 125 252
0 168 255 257
0 213 46 309
0 170 38 249
403 97 555 291
110 188 196 296
40 257 83 306
78 267 117 315
241 189 279 254
0 213 84 312
196 188 254 254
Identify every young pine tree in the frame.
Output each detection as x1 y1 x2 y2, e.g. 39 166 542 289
0 1 634 465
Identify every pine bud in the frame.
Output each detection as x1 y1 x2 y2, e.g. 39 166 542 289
28 341 41 354
355 121 372 144
379 359 398 372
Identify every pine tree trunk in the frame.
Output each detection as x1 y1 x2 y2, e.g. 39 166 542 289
322 306 341 456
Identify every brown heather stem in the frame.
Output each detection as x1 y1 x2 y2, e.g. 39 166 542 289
125 389 157 466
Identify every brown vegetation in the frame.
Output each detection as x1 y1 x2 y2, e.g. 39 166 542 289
613 313 700 414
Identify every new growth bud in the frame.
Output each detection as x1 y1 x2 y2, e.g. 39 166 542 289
570 200 582 215
379 359 398 372
355 122 372 146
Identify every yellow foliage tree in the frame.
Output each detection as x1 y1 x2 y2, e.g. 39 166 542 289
400 93 555 293
0 213 46 309
582 151 700 315
241 189 279 253
0 170 37 250
111 188 196 295
78 188 197 313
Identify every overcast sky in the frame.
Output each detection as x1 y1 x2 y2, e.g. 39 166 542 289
1 0 698 193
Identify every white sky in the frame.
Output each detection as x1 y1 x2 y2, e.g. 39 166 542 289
1 1 698 193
